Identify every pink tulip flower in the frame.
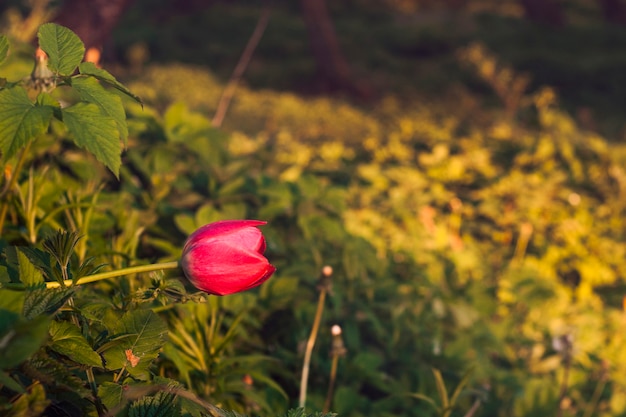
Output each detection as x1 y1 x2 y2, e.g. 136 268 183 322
181 220 276 295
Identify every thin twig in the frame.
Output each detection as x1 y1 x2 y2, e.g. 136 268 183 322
557 351 572 417
299 289 327 409
463 398 482 417
212 5 271 128
299 266 333 409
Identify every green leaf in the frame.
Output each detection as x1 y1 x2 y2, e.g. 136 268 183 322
432 368 449 409
128 391 180 417
17 246 54 282
37 23 84 76
0 35 9 67
0 312 50 370
98 381 124 411
3 248 53 291
62 102 121 177
0 370 24 393
0 289 25 313
48 321 102 367
0 87 54 160
23 287 75 320
36 92 61 119
405 392 440 410
71 76 128 145
448 366 474 408
17 249 43 287
102 310 168 380
78 62 143 104
26 350 91 396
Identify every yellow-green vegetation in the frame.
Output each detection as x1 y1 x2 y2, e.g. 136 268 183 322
125 55 626 416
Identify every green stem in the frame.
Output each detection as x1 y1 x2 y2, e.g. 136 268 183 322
2 261 180 290
49 261 180 289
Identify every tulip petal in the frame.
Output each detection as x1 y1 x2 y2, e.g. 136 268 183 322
184 220 267 251
182 240 274 296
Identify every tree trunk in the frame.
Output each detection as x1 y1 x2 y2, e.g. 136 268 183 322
599 0 626 24
53 0 135 51
300 0 368 97
519 0 565 26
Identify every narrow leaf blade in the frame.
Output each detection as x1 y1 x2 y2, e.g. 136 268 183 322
0 35 9 67
432 368 449 409
0 370 24 393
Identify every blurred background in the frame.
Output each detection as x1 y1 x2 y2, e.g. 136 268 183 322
2 1 626 416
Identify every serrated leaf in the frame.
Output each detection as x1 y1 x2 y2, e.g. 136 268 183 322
78 62 143 104
17 249 43 286
71 77 128 145
0 313 50 369
49 321 103 367
99 381 124 411
102 310 168 380
23 287 75 320
62 102 121 177
25 350 91 396
128 391 180 417
37 23 84 76
36 92 61 119
0 87 54 160
280 409 337 417
17 246 54 282
0 35 9 67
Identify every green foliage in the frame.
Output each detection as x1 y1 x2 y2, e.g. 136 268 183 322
102 310 169 380
0 22 139 176
0 310 50 369
0 87 54 159
1 8 626 417
127 390 181 417
279 409 336 417
48 320 102 367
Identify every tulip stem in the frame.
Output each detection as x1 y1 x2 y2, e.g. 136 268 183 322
2 261 180 290
48 261 180 289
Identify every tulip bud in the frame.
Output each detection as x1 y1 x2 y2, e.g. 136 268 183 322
181 220 276 296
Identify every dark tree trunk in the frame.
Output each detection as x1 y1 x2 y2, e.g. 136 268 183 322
300 0 369 97
53 0 135 51
443 0 468 9
599 0 626 24
519 0 565 26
